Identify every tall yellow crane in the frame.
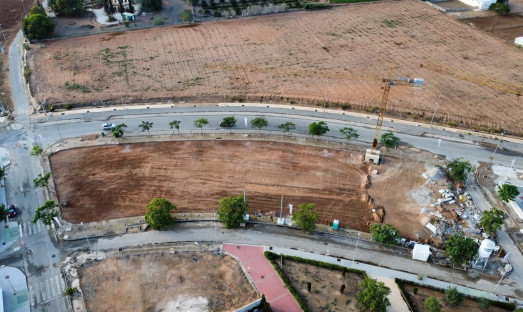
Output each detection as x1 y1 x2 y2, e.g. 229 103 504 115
372 64 396 149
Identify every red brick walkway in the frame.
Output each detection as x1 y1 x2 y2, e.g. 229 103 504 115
223 244 302 312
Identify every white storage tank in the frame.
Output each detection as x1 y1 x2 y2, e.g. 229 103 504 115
479 239 495 258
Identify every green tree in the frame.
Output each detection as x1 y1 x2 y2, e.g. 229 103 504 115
31 145 44 156
489 3 510 14
380 132 400 148
480 207 505 236
339 127 359 141
497 183 519 202
128 0 135 13
33 200 59 225
118 0 125 13
308 121 329 140
369 223 399 245
445 287 464 306
424 296 442 312
220 116 237 133
356 277 391 312
33 172 52 188
0 166 6 185
217 194 247 229
111 123 127 138
513 308 523 312
22 13 55 40
278 122 296 136
251 117 269 135
141 0 163 12
446 158 473 183
292 203 318 233
30 6 46 15
169 120 181 135
260 294 272 312
139 121 153 136
49 0 86 16
144 198 176 230
194 118 209 135
0 204 9 223
445 232 477 267
181 9 193 22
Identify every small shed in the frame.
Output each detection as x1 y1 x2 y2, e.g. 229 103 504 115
412 244 431 262
516 37 523 47
122 12 136 22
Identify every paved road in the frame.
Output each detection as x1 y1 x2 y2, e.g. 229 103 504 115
1 31 69 312
30 105 523 170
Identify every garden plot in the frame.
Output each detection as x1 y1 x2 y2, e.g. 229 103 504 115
30 0 523 134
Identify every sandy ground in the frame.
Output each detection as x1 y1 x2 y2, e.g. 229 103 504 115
402 282 512 312
50 140 373 230
78 251 258 312
30 0 523 134
281 259 364 311
367 159 427 239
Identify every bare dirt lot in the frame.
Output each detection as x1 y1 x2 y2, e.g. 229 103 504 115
0 0 33 46
281 259 364 311
466 14 523 42
31 0 523 134
78 251 258 312
50 140 373 229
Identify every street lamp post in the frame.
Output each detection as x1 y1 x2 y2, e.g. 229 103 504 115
80 222 92 253
5 275 16 295
352 232 360 266
431 94 444 125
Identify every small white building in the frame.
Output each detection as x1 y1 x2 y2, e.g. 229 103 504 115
458 0 496 10
515 37 523 47
412 244 431 262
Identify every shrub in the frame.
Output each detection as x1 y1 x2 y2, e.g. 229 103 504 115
65 287 77 296
417 274 422 280
413 287 418 294
340 284 345 294
65 104 73 110
489 3 510 15
181 9 193 22
478 297 490 310
425 296 442 312
152 16 165 26
107 15 116 22
24 69 32 83
445 287 464 306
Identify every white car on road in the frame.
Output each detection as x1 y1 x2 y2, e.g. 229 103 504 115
101 123 116 130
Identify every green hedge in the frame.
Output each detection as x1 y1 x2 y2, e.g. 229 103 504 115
264 251 367 312
394 278 515 311
330 0 376 3
301 3 329 10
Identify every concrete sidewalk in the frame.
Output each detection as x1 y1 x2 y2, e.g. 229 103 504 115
0 266 30 312
223 244 302 312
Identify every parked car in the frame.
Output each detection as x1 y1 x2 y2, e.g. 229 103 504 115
8 205 17 218
101 123 116 130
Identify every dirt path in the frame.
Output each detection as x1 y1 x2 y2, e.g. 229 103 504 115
78 251 258 312
367 159 427 238
50 140 373 230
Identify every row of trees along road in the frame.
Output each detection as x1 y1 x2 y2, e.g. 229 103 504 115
101 116 401 147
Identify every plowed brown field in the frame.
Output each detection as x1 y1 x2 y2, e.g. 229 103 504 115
31 0 523 134
50 141 372 230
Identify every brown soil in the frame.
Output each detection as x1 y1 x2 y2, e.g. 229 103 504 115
281 259 364 311
403 283 512 312
78 251 258 312
367 159 427 239
466 14 523 42
50 140 373 230
31 0 523 134
0 0 33 46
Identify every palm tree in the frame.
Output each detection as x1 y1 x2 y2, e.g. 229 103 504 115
194 118 209 135
169 120 181 136
139 121 153 136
